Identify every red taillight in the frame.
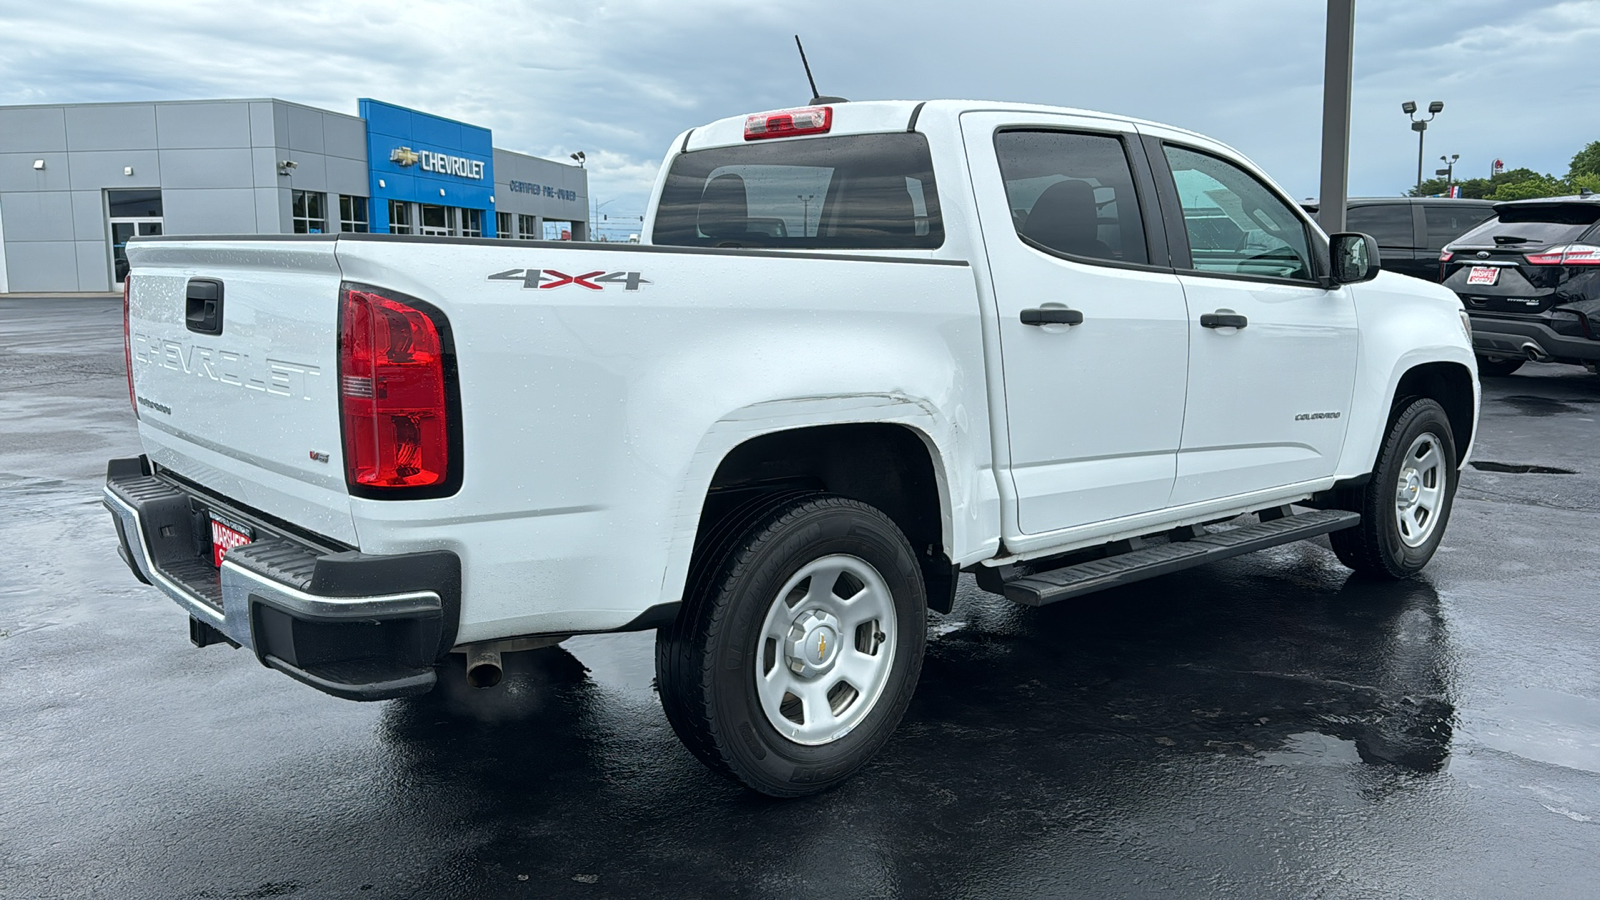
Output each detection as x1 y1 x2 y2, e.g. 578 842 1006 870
1439 250 1453 263
338 285 451 491
1525 243 1600 266
744 106 832 141
123 276 137 415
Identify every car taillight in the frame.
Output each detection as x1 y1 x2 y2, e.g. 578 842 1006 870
1438 250 1453 263
338 284 452 492
123 276 137 416
1525 243 1600 266
744 106 832 141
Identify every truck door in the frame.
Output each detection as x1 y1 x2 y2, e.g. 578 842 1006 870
1140 131 1359 505
961 113 1190 538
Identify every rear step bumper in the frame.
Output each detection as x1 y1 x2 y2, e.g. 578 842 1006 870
1003 509 1360 607
103 456 459 701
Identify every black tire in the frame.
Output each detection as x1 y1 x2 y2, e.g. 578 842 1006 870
1475 354 1523 377
656 494 926 797
1329 398 1458 578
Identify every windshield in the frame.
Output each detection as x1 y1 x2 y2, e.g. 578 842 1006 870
653 133 943 250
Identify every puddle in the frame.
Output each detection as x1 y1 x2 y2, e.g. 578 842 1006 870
1469 461 1577 475
1499 395 1592 417
1257 731 1363 767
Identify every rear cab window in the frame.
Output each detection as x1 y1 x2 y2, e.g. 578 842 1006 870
652 133 943 250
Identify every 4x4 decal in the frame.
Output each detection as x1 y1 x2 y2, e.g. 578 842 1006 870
486 268 651 291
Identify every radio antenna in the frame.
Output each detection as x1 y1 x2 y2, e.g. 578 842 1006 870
794 35 848 104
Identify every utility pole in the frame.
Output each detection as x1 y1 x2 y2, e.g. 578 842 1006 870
1318 0 1355 234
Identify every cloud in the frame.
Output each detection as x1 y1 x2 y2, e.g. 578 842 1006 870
2 0 1594 215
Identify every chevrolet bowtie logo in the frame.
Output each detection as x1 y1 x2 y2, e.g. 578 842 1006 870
390 147 419 167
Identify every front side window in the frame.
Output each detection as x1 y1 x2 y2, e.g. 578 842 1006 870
339 195 369 233
1421 204 1492 249
292 190 327 234
388 200 413 234
653 133 943 249
1163 145 1313 281
1346 204 1414 248
993 130 1148 265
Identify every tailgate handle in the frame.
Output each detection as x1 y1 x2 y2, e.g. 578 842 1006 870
185 279 225 336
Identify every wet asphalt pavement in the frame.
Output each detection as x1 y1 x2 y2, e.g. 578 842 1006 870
2 295 1599 899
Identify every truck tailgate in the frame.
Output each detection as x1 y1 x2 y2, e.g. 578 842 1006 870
124 238 355 544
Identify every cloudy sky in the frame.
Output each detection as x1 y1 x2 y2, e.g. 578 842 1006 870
2 0 1596 227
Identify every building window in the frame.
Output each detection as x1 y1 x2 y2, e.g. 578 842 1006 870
420 204 452 235
292 190 327 234
388 200 413 234
519 214 539 241
497 211 514 239
339 196 369 233
461 208 483 238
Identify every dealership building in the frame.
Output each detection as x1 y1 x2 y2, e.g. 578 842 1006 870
0 97 588 293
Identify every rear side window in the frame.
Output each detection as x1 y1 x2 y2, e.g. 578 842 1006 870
1346 204 1415 248
992 130 1149 265
1450 203 1600 248
1422 205 1494 249
652 133 942 249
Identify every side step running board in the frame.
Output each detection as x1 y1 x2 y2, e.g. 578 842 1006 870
1003 509 1360 607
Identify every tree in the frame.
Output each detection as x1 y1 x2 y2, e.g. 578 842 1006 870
1487 174 1565 201
1569 141 1600 179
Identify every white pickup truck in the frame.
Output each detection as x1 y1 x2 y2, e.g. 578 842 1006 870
106 99 1479 796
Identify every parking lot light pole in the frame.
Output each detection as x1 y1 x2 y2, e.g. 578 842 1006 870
1318 0 1356 234
1403 100 1444 193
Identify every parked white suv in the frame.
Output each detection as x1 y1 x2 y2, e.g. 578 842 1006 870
106 100 1478 795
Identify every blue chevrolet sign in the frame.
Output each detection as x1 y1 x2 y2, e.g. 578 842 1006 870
361 98 496 234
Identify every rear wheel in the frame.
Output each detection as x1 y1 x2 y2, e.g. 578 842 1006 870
1475 354 1523 377
656 495 926 797
1330 398 1458 578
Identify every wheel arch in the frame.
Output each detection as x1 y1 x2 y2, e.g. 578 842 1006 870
1391 360 1477 462
686 421 958 615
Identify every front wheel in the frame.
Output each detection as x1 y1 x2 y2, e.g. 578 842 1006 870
1329 398 1458 578
656 495 926 797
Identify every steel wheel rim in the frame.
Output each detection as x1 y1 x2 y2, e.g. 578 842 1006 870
1393 432 1446 548
753 554 898 746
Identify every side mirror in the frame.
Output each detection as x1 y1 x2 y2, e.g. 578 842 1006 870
1330 232 1381 285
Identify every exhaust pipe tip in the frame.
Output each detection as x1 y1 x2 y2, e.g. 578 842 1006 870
1521 342 1551 362
464 646 503 689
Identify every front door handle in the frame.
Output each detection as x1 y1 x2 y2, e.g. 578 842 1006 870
1020 308 1084 326
1200 312 1248 329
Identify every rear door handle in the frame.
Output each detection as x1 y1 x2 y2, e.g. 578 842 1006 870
1200 312 1248 329
1020 308 1084 326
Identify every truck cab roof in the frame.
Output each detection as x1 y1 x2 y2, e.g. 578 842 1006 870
679 99 1223 153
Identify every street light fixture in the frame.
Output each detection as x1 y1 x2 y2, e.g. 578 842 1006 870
569 151 586 168
1402 100 1444 194
797 193 815 234
1436 153 1460 189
